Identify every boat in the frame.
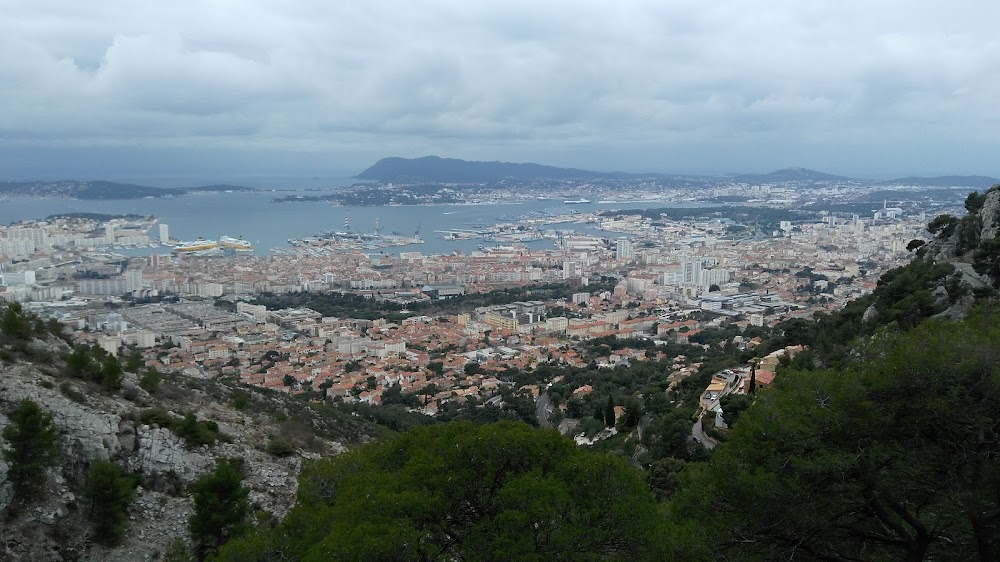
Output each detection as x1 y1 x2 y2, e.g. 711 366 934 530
219 235 253 251
564 198 592 204
173 238 218 252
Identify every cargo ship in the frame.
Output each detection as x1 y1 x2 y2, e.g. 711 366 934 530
219 235 253 252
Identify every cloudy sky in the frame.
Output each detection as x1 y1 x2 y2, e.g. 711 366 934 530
2 1 999 180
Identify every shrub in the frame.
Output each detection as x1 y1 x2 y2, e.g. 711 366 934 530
60 381 88 404
230 395 249 411
139 408 226 448
265 437 295 458
138 368 162 393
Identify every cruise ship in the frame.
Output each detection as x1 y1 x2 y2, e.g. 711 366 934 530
563 198 592 204
219 235 253 251
173 238 218 253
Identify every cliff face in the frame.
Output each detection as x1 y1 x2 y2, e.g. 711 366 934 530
0 341 347 562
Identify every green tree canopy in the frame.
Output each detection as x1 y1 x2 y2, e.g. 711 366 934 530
84 460 136 545
190 459 250 559
217 421 659 561
666 308 1000 561
1 399 59 499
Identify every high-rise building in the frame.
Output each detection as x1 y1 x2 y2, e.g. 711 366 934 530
9 227 48 250
123 269 143 292
615 238 635 261
158 224 169 244
682 259 703 285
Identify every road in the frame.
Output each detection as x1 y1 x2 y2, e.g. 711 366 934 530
536 393 552 429
691 417 717 450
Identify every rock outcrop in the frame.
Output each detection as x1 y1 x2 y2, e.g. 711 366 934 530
0 351 348 561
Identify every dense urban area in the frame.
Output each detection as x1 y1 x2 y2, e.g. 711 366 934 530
3 170 997 560
0 173 959 424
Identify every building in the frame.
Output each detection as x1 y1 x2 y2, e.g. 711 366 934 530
158 224 170 244
0 271 36 286
615 238 635 261
422 284 465 299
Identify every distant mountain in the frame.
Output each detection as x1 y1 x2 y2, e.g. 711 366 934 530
882 175 1000 189
0 180 256 200
735 167 851 183
356 156 627 183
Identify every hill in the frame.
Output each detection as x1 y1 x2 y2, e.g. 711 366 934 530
0 306 393 561
735 167 850 183
356 155 627 183
0 180 256 200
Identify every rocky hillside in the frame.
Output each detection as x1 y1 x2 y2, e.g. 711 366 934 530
0 331 377 561
916 184 1000 307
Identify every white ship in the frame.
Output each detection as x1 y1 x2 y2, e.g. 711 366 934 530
173 238 217 253
563 198 592 204
219 235 253 251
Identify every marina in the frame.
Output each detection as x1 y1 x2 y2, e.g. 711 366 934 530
0 190 684 257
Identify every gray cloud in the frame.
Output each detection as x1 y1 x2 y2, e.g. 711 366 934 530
1 0 999 177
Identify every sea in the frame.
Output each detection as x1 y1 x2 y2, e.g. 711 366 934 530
0 178 689 257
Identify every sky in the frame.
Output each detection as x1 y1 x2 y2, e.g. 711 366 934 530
2 1 999 180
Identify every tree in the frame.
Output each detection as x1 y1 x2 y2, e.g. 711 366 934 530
1 400 59 499
189 459 250 559
667 309 1000 561
619 396 643 429
139 367 162 393
216 422 660 561
718 394 751 427
604 395 616 427
927 213 959 238
0 302 32 340
101 355 123 390
84 460 136 545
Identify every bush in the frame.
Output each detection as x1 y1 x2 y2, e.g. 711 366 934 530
265 436 295 458
60 381 88 404
138 368 162 393
139 408 226 448
230 395 249 411
84 461 136 545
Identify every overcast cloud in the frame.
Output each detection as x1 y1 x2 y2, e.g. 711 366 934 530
2 1 999 178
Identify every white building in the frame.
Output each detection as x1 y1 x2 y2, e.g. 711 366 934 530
0 271 36 286
615 238 635 261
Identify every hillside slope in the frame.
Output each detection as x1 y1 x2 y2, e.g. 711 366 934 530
0 330 379 561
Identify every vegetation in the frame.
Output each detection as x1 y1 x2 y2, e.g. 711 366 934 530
1 399 59 500
665 308 1000 560
249 281 617 322
217 421 659 561
84 460 137 545
65 345 127 390
189 459 250 559
138 408 227 448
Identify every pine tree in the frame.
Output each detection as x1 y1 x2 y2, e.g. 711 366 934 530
604 395 616 427
189 459 250 558
84 461 136 545
1 399 59 499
